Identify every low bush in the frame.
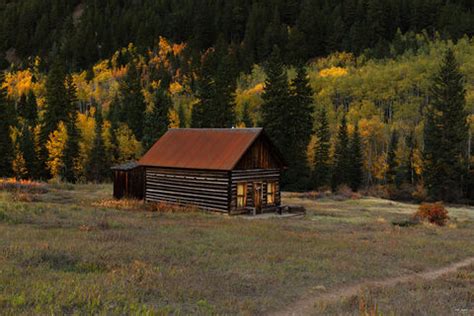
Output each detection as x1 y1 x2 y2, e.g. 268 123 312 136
414 202 449 226
0 178 48 194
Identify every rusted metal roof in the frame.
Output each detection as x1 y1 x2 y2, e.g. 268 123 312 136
138 128 264 170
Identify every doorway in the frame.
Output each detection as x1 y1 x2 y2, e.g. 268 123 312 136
253 182 263 213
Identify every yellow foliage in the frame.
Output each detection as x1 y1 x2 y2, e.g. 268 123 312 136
77 111 96 178
169 82 183 95
319 67 348 78
168 109 180 128
3 70 34 99
46 122 67 178
246 83 265 95
116 124 143 162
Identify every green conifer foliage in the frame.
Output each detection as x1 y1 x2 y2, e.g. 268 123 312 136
0 72 14 177
86 108 109 183
120 62 146 140
313 107 331 189
241 102 253 127
260 47 290 153
39 60 69 178
332 114 351 191
143 89 171 150
423 49 469 201
284 64 314 190
63 75 81 183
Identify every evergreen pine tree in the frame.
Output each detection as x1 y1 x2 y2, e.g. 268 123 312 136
386 130 399 184
284 64 314 190
86 108 109 182
0 72 13 177
331 114 351 191
260 46 290 153
177 104 186 128
241 102 253 127
423 49 469 201
18 122 36 179
119 62 146 139
39 60 68 178
313 107 331 189
62 75 80 183
18 91 38 125
108 96 121 164
143 88 171 150
349 122 364 191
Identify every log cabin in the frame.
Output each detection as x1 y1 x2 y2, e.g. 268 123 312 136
137 128 287 214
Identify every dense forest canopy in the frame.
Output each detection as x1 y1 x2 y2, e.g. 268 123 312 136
1 0 474 70
0 0 473 201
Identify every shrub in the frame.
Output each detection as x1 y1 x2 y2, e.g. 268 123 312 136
0 178 48 194
414 202 449 226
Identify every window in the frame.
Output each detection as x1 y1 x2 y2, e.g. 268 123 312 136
267 182 276 204
237 183 247 208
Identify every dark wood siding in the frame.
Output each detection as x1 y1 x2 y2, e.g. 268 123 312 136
230 169 281 213
113 167 144 200
145 167 230 212
234 136 283 170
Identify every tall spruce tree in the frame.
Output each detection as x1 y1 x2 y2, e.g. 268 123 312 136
62 75 80 183
18 122 36 179
120 62 146 139
0 72 13 177
349 122 364 191
143 88 171 150
313 107 331 189
192 48 237 128
260 46 290 154
107 95 121 164
39 60 69 178
284 64 314 190
86 108 109 182
331 114 351 191
423 49 469 201
386 130 399 185
18 91 38 125
241 102 253 127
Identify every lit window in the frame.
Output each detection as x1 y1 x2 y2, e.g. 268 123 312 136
237 183 247 208
267 182 276 204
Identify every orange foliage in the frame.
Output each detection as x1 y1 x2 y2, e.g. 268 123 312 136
414 202 449 226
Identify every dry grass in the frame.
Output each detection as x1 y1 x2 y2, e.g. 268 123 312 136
317 264 474 315
0 185 472 314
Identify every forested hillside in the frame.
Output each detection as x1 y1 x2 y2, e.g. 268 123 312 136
1 0 474 70
0 1 473 201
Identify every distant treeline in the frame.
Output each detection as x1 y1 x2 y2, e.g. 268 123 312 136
1 0 474 70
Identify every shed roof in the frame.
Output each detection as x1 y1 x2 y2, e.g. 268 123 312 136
111 161 139 171
138 128 277 170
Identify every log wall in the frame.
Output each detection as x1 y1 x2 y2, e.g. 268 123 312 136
145 167 230 212
230 169 281 214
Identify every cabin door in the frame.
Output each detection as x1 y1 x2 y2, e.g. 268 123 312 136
253 182 263 213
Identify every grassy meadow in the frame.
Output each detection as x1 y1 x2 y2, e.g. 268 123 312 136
0 183 473 315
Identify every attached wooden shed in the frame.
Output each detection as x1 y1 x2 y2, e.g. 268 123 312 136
111 162 144 200
138 128 287 214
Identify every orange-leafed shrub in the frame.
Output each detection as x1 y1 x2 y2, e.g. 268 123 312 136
414 202 449 226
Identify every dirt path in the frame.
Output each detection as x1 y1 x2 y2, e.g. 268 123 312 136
271 257 474 316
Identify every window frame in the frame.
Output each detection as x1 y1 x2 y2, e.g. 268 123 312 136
266 182 276 205
237 182 247 209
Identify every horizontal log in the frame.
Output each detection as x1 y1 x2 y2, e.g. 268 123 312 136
147 173 229 184
146 188 229 201
146 176 229 187
146 181 228 194
146 194 229 210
